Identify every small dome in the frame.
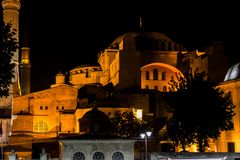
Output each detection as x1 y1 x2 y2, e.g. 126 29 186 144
79 107 112 134
82 107 109 120
224 63 240 81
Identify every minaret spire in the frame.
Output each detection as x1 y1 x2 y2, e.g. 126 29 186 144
140 16 143 30
1 0 21 97
20 47 31 95
139 16 145 32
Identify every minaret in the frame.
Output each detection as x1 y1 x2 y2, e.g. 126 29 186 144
139 16 143 30
1 0 21 97
139 16 144 32
20 47 31 95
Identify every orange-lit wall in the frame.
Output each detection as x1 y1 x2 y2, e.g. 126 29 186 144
69 66 102 85
215 80 240 152
98 49 119 86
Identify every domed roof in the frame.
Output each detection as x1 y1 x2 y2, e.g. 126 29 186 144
224 63 240 81
110 32 172 44
82 107 109 120
108 32 185 51
79 107 112 134
73 64 100 70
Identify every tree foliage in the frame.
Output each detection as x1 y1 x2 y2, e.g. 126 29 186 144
165 69 235 152
109 111 149 138
0 22 18 97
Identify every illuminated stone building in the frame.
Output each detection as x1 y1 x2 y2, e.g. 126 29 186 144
9 73 137 159
1 0 240 159
214 63 240 152
98 32 186 91
59 107 136 160
7 30 231 158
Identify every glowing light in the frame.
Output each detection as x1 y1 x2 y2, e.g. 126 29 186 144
140 133 145 139
133 109 142 119
146 131 152 137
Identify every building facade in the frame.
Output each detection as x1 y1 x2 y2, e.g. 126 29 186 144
1 0 240 158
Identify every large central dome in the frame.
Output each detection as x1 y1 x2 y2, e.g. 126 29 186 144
108 32 185 51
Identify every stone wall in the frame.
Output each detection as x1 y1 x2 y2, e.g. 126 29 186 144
150 152 240 160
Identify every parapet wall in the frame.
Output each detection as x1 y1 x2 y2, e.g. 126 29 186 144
150 152 240 160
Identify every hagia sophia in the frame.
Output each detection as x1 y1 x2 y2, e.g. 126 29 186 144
1 0 240 159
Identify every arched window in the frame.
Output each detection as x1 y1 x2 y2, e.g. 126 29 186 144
153 68 158 80
33 121 48 132
162 72 166 80
112 152 124 160
146 71 150 80
86 69 90 78
163 86 167 92
93 152 104 160
73 152 85 160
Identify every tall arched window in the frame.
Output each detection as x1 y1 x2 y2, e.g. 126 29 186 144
146 71 150 80
85 69 90 78
162 72 166 80
112 152 124 160
153 68 158 80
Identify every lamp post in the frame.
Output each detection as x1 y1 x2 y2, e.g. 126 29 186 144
140 131 152 160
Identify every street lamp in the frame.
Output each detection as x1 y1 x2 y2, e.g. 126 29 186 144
140 131 152 160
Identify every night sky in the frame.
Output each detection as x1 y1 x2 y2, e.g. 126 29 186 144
18 0 240 92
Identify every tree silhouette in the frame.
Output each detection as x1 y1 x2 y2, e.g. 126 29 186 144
109 111 149 138
165 69 235 152
0 22 18 97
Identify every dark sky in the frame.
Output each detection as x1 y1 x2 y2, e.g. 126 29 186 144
18 0 240 92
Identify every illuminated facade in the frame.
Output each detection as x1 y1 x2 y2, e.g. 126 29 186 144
7 33 234 158
9 79 136 158
1 0 239 158
215 63 240 152
69 65 102 86
98 32 186 91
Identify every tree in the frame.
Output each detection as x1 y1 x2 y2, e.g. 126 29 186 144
165 69 235 152
109 111 149 138
0 21 18 97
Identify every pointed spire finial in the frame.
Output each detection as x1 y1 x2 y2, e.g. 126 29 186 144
140 16 143 30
